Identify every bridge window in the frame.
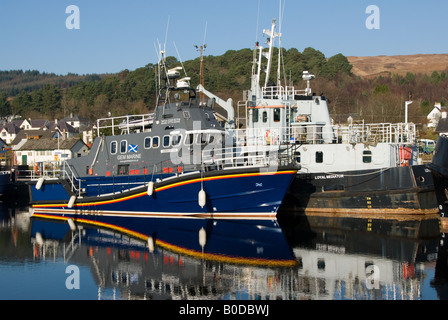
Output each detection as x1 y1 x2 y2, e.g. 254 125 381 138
197 133 207 145
144 137 152 149
172 134 182 146
111 141 117 154
274 108 281 122
163 135 171 148
316 151 323 163
294 151 301 163
120 140 127 154
152 137 160 148
363 150 372 163
252 109 259 123
185 133 194 145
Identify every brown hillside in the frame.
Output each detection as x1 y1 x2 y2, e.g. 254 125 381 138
347 54 448 78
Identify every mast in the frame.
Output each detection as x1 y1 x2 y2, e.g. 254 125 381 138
263 19 281 88
195 44 207 101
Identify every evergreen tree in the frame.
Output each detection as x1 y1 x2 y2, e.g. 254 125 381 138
0 92 10 119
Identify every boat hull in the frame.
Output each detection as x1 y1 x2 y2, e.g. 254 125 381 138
30 166 298 220
427 135 448 220
0 171 10 197
281 165 437 216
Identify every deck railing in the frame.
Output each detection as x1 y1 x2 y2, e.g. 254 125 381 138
236 122 417 146
96 113 155 136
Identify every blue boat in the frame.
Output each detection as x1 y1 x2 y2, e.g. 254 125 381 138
29 49 298 224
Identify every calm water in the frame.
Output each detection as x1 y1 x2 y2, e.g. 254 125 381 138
1 202 448 301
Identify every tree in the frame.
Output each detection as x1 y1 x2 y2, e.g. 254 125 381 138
373 84 391 95
302 47 327 75
11 91 31 116
324 54 353 78
0 93 10 119
41 84 62 117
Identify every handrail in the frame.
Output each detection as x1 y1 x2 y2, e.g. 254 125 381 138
238 122 417 146
97 113 155 136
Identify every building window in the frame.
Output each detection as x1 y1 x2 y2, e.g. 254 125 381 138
317 258 326 271
316 151 323 163
262 111 268 123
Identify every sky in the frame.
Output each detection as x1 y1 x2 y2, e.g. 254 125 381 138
0 0 447 75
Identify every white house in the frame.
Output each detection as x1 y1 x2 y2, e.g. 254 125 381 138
15 137 90 167
0 123 20 144
428 103 443 128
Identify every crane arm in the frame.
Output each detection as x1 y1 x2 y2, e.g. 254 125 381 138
196 84 235 127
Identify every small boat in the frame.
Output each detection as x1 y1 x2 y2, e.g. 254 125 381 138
29 49 298 226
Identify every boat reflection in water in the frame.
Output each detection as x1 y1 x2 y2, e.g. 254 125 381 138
0 203 444 300
30 213 297 300
279 212 442 300
25 207 448 300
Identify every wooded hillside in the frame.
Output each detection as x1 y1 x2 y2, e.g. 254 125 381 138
0 48 447 127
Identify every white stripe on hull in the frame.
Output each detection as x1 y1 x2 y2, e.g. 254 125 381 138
32 208 278 220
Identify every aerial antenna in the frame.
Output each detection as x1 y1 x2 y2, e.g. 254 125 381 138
277 0 286 86
203 21 208 46
195 22 208 100
164 15 170 53
173 41 188 77
255 0 261 43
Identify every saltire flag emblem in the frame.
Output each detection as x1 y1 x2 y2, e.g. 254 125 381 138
128 144 138 153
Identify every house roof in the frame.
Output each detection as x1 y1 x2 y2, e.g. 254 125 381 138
61 114 91 124
18 138 84 151
10 119 28 127
0 123 21 134
10 129 56 146
47 121 77 133
29 119 49 129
